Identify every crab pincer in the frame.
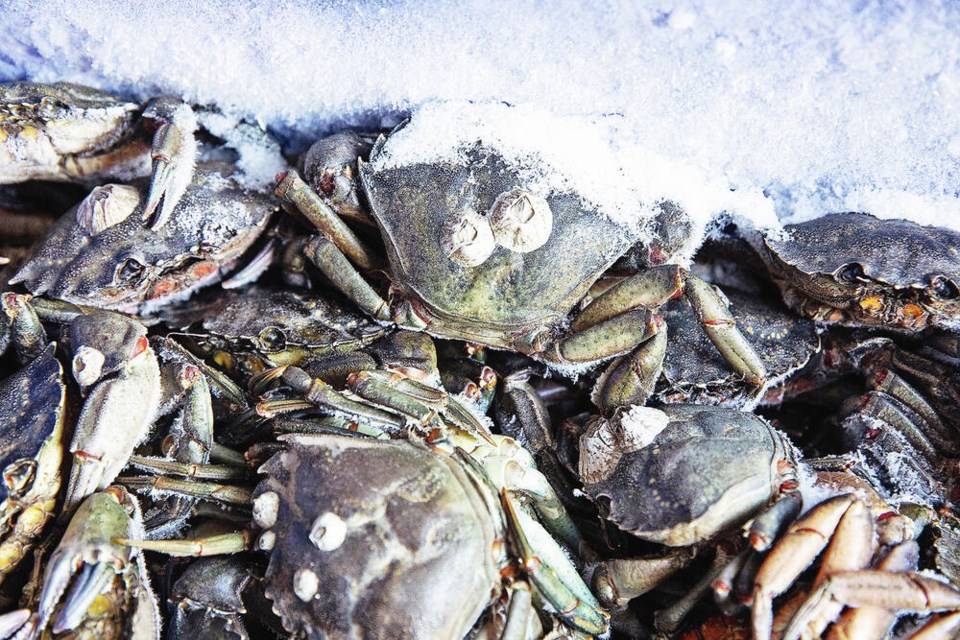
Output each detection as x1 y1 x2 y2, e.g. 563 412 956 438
18 487 159 640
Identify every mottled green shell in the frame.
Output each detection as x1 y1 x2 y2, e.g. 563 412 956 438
257 436 500 640
360 143 641 332
585 405 790 546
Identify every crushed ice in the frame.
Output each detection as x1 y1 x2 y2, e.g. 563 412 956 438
2 0 958 233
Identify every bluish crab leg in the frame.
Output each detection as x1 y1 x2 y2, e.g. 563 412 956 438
501 495 609 636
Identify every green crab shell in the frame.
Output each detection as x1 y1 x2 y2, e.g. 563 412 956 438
255 436 502 640
585 404 793 547
360 143 643 336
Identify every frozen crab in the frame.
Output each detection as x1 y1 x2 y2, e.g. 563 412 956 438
0 343 65 582
10 160 276 314
13 486 159 640
12 304 218 524
165 556 271 640
161 286 387 377
654 286 820 407
0 82 199 230
576 405 960 638
751 212 960 333
124 333 610 638
275 124 766 410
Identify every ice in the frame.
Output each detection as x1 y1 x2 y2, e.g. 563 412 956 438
2 0 958 230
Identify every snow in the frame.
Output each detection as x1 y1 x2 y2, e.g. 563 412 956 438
2 0 959 230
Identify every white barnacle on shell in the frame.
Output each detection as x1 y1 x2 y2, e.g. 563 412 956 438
71 345 106 390
75 183 141 235
440 208 496 267
309 511 347 551
579 406 669 485
489 187 553 253
257 530 276 551
253 491 279 529
617 405 670 450
293 568 319 602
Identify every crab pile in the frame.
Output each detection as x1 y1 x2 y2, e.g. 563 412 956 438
1 81 960 639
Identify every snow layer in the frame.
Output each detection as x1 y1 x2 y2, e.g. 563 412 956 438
2 0 959 228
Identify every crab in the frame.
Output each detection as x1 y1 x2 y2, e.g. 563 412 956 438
165 556 273 640
160 286 388 377
575 404 960 638
0 343 65 583
12 486 159 640
274 120 767 409
758 327 960 508
122 332 610 638
5 302 222 526
654 286 820 407
9 160 277 315
749 212 960 333
0 82 199 230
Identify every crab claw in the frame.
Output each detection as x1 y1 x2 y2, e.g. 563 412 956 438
62 334 160 516
51 562 115 633
0 609 29 639
141 99 197 230
32 488 145 638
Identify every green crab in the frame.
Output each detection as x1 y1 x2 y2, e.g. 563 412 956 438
0 82 199 230
10 161 276 315
122 332 610 638
0 342 65 582
752 212 960 333
275 121 767 410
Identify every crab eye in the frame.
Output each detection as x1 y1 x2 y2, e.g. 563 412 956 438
836 263 865 285
258 327 287 352
117 258 146 284
931 277 959 300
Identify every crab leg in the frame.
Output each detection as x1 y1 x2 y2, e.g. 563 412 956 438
594 550 697 608
746 491 803 552
276 170 380 270
118 476 252 506
857 391 940 463
0 293 45 364
0 610 28 639
870 368 960 455
571 265 685 330
750 494 858 640
825 540 919 640
62 339 161 516
495 373 555 454
501 581 535 640
137 364 216 535
118 530 253 557
593 327 667 409
908 611 960 639
346 370 444 424
557 309 659 363
685 275 767 386
502 496 609 635
787 570 960 640
279 365 407 431
127 456 248 481
302 236 390 320
779 497 876 640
